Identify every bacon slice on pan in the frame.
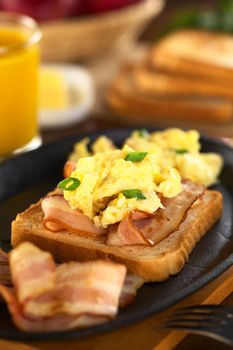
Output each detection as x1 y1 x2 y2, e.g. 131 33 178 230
63 161 76 178
107 180 205 246
0 246 143 312
0 273 143 331
0 285 107 332
0 242 127 332
10 242 56 305
56 261 126 317
23 260 126 320
119 274 144 307
41 194 105 237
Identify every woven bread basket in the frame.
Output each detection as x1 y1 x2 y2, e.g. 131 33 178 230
41 0 164 62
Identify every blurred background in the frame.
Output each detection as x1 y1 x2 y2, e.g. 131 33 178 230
1 0 233 149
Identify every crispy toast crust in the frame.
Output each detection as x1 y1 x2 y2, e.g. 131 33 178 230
106 66 233 124
132 64 233 101
11 190 222 282
149 30 233 83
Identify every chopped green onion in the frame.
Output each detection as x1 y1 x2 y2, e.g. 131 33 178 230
122 189 146 200
175 149 189 154
138 128 149 138
57 177 81 191
124 152 148 162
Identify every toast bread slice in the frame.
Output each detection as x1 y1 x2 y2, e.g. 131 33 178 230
133 64 233 101
11 190 222 282
106 66 233 124
149 30 233 84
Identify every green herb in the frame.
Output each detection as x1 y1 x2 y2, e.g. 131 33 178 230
122 189 146 200
57 177 81 191
125 152 148 162
138 128 149 138
158 0 233 38
175 149 189 155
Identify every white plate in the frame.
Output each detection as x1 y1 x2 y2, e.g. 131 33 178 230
39 64 95 129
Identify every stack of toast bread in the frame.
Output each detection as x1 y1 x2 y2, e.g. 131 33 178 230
106 30 233 124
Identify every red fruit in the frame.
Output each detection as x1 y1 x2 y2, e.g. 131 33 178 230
1 0 78 21
81 0 141 15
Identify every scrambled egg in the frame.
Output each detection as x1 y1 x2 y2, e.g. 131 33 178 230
69 136 115 162
125 128 223 186
64 128 223 227
69 137 90 162
64 145 182 228
69 128 223 187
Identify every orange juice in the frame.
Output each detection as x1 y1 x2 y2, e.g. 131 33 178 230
0 14 41 156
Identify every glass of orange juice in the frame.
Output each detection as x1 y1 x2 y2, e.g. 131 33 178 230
0 12 41 158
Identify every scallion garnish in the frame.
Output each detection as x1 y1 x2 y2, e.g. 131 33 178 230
57 177 81 191
138 128 149 138
122 189 146 200
124 151 148 162
175 149 188 154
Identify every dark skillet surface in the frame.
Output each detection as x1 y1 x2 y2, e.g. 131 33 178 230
0 128 232 340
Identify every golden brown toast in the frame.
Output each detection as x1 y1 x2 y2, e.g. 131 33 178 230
133 64 233 101
106 65 233 124
149 30 233 84
11 190 222 282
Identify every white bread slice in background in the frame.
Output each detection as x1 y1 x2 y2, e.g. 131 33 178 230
106 66 233 124
149 30 233 85
11 190 222 282
133 64 233 101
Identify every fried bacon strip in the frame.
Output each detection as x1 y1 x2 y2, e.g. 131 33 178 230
0 285 107 332
10 243 56 305
63 161 76 178
41 194 105 237
0 243 128 332
107 180 205 246
119 274 144 307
